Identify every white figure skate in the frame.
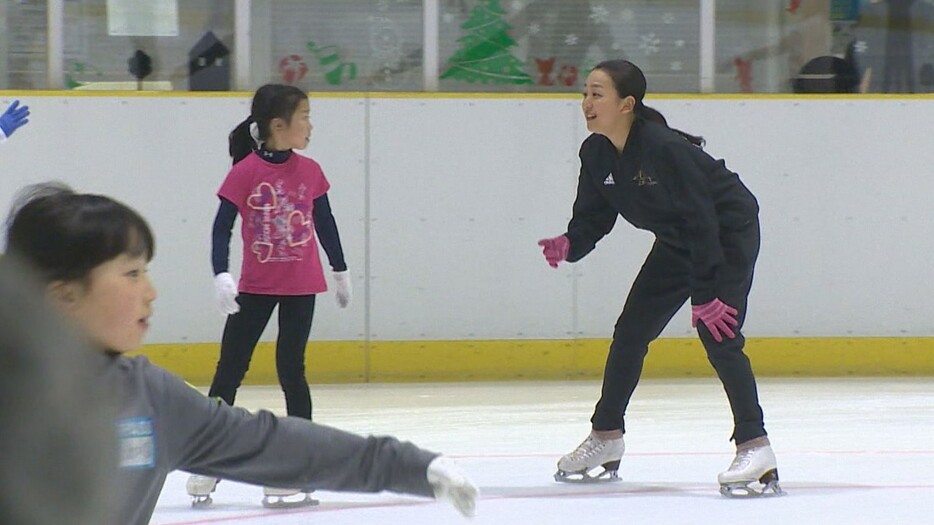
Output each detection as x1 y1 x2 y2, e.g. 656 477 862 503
186 474 219 508
718 441 784 498
426 456 479 518
554 433 625 483
262 487 319 509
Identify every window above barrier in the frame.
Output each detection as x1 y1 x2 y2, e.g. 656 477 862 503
0 0 929 94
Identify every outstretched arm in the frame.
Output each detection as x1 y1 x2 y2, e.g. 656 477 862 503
150 362 476 514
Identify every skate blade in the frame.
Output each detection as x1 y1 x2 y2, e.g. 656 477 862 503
262 493 320 509
554 467 621 484
720 470 784 498
190 495 213 508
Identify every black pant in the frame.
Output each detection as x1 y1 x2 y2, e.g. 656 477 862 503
208 293 316 420
591 220 765 444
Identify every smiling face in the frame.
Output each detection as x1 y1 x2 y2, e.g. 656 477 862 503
268 98 312 151
54 253 157 353
581 68 635 136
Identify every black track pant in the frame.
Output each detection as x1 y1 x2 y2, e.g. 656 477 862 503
591 220 765 444
208 293 316 420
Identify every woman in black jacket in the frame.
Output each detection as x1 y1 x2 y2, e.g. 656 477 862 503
538 60 781 498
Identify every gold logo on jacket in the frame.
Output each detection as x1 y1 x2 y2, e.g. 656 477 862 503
633 170 657 186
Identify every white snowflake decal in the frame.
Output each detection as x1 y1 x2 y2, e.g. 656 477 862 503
529 22 541 35
620 8 634 22
510 0 524 12
611 41 623 51
565 34 579 46
639 33 660 55
590 5 610 22
662 12 675 24
670 61 682 71
854 40 868 54
675 39 685 48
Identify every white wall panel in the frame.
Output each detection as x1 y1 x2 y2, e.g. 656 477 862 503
1 96 240 344
2 95 932 343
300 96 368 341
366 98 580 339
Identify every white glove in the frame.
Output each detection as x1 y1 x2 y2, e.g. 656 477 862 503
213 272 240 315
426 456 478 518
333 270 352 309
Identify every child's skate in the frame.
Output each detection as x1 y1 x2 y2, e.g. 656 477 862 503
186 474 219 508
262 486 319 509
554 433 624 483
718 439 784 498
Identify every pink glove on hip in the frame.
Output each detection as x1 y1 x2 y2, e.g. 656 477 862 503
691 298 739 343
537 235 570 268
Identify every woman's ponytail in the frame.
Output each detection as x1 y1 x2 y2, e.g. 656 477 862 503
594 59 706 148
635 102 705 147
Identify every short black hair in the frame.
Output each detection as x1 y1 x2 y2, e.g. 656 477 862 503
5 183 155 284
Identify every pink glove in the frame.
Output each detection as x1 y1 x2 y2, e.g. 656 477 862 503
537 235 570 268
691 298 739 343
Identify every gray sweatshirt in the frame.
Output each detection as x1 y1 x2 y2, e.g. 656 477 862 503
104 354 438 524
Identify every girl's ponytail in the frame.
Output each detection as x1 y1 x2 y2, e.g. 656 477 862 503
228 84 308 165
228 116 256 165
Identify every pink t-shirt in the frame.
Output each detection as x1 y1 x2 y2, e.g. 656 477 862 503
218 152 330 295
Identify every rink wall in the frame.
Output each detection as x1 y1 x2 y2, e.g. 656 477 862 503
1 91 933 383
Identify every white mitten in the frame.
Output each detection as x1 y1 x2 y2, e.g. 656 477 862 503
333 270 352 309
213 272 240 315
426 456 478 518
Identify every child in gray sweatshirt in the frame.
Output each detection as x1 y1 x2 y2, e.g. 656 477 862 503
3 182 478 524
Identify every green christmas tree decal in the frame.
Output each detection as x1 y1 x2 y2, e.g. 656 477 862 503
441 0 532 84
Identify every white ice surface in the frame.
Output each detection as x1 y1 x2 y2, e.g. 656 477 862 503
151 378 934 525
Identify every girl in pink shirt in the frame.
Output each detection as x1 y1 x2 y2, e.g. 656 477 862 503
190 84 352 507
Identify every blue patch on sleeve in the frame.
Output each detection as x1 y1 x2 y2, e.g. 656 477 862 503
117 417 156 469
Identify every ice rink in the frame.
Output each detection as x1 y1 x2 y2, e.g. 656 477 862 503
151 378 934 525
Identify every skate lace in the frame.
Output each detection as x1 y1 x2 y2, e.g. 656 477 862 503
568 437 605 461
728 448 756 471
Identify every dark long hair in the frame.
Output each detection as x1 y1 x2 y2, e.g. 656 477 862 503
593 60 705 147
5 182 155 284
229 84 308 164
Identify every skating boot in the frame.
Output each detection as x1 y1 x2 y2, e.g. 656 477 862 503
554 432 625 483
186 474 219 508
262 486 319 509
718 437 784 497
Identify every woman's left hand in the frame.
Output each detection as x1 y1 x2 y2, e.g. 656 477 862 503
691 298 738 343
